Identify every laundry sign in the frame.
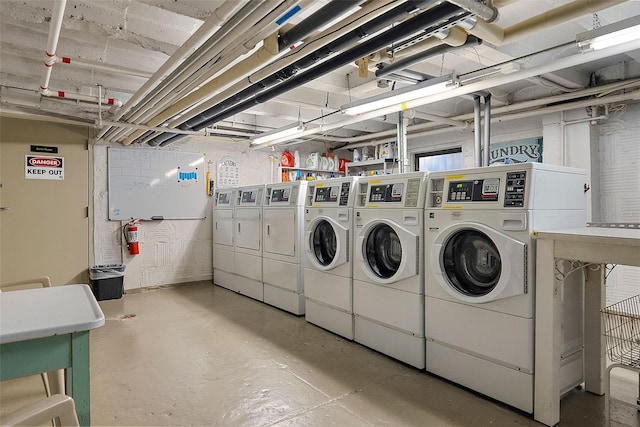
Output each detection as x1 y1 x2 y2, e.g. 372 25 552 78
25 155 64 180
486 137 543 165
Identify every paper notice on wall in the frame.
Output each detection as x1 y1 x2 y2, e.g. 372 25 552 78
216 156 239 188
25 155 64 180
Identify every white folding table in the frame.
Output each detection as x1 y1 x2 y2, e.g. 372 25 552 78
0 284 105 426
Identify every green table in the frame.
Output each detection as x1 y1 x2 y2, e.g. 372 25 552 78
0 284 105 426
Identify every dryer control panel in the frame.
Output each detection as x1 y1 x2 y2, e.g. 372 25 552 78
447 179 500 202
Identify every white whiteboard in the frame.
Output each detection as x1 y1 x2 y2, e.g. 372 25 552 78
108 147 207 220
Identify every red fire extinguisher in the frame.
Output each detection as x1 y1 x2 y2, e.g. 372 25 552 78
123 219 140 255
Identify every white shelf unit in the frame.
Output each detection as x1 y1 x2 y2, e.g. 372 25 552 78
279 166 345 182
345 158 399 176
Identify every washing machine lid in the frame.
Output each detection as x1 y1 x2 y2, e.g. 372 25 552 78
306 216 348 271
358 219 418 284
431 222 526 303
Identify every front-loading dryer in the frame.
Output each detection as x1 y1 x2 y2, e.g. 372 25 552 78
213 188 237 292
234 184 265 302
263 181 308 315
352 172 428 369
304 176 358 339
424 163 587 413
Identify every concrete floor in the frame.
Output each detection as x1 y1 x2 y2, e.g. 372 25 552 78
1 281 640 426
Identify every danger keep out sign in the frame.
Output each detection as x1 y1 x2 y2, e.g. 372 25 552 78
25 155 64 180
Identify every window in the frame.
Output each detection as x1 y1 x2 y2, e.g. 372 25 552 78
415 148 462 172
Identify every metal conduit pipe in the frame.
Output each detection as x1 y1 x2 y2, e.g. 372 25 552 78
483 93 491 166
98 0 249 140
446 0 498 22
160 0 401 134
474 95 482 167
116 0 291 144
124 1 364 145
278 0 363 50
156 3 472 147
376 35 480 78
146 0 455 146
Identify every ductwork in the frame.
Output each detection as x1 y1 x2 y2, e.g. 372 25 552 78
148 1 471 146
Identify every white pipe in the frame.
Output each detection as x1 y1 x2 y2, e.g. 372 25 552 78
125 0 287 124
167 0 401 130
114 0 294 145
97 0 249 140
474 96 482 167
39 0 67 94
122 29 281 145
40 88 123 109
446 0 498 22
55 56 152 78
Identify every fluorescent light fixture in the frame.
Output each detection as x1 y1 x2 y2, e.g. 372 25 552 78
251 122 306 146
576 16 640 52
341 74 460 116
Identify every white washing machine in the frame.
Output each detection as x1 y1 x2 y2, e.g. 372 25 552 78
424 163 587 413
304 176 358 339
263 181 308 315
212 188 237 292
234 184 265 302
353 172 428 369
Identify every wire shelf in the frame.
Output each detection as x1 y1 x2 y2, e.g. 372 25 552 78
602 295 640 368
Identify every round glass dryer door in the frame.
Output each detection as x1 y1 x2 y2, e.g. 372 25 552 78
365 224 402 279
442 230 501 296
311 220 337 266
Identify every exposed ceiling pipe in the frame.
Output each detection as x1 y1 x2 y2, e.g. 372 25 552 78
324 78 640 145
113 0 290 144
251 36 640 147
278 0 363 50
55 56 152 79
125 0 303 125
446 0 498 22
376 34 481 78
483 93 491 166
37 0 124 111
122 1 363 145
336 36 640 124
323 88 640 150
466 0 626 46
149 2 470 147
156 0 402 137
39 0 66 97
144 0 445 146
474 95 482 167
97 0 250 140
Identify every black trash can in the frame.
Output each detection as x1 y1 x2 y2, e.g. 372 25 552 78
90 264 125 301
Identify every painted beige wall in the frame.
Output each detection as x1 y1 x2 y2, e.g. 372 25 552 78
0 116 91 285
